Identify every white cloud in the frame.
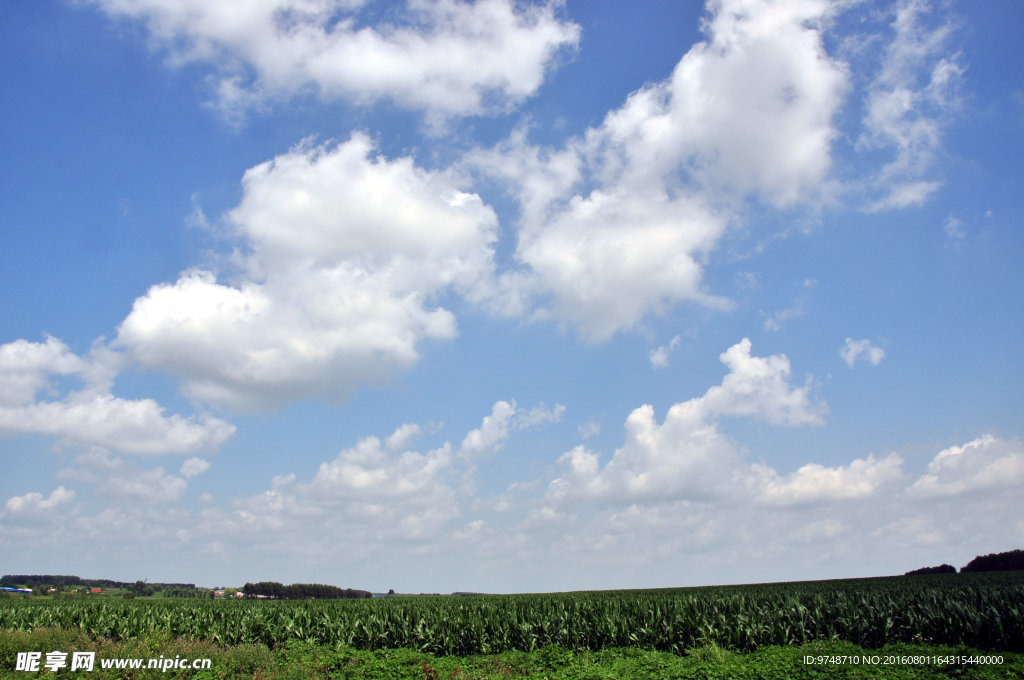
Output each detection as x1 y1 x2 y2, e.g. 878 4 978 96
209 398 562 555
459 400 517 461
703 339 826 426
518 189 731 340
458 399 565 461
649 335 681 368
523 434 1023 589
220 424 463 555
69 399 570 559
547 339 826 506
2 487 75 519
866 180 943 212
89 0 580 121
0 338 235 455
515 402 565 429
0 393 235 456
908 434 1024 498
763 302 804 332
116 135 499 411
841 337 886 368
3 385 1022 592
384 423 422 454
457 400 563 494
857 0 963 210
762 279 815 332
180 457 212 478
944 213 964 240
472 0 847 340
310 434 454 507
639 0 846 205
755 454 904 506
577 420 601 439
104 468 188 505
456 0 963 340
58 449 190 505
0 336 89 407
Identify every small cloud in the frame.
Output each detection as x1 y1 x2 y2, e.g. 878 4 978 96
2 486 76 519
180 457 211 478
516 403 566 429
865 181 943 212
944 214 964 240
649 335 682 368
841 338 886 368
578 420 601 440
459 400 563 463
762 283 816 333
763 303 804 333
458 401 517 462
185 194 212 231
734 272 760 292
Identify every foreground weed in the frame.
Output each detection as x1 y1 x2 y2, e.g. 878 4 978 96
2 630 1022 679
422 660 460 679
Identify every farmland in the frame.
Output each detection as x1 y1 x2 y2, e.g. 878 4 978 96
2 572 1023 678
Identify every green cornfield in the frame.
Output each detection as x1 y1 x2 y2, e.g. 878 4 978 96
2 572 1022 655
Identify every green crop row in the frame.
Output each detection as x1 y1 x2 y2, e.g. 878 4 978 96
2 573 1022 656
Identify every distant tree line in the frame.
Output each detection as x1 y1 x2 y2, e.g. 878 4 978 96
242 581 371 599
2 575 84 588
904 564 956 576
960 549 1024 573
1 575 369 599
904 549 1024 576
1 575 197 591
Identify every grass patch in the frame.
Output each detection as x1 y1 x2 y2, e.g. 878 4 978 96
2 630 1021 679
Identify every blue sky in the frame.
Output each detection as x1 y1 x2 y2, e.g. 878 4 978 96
1 0 1022 593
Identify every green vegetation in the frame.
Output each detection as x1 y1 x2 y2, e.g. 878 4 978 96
2 573 1022 654
241 581 372 600
904 565 956 576
961 550 1024 573
901 549 1024 576
1 575 212 600
2 572 1022 677
1 629 1021 679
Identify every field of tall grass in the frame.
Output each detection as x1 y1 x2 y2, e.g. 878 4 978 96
3 572 1022 678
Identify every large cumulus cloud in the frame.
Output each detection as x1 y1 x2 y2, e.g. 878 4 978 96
88 0 580 121
116 135 499 411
